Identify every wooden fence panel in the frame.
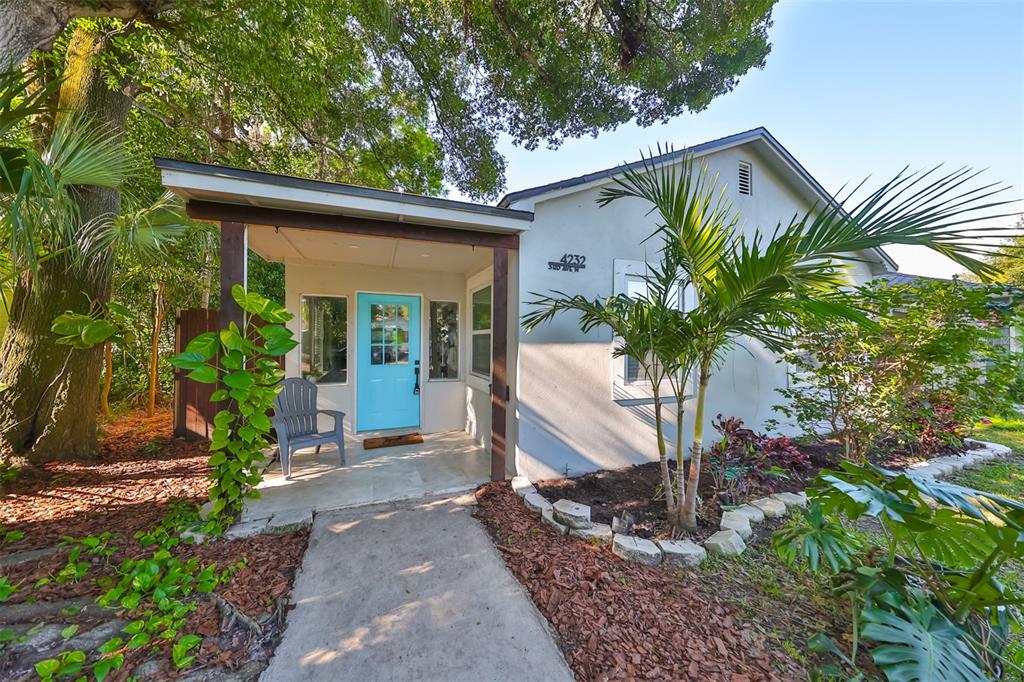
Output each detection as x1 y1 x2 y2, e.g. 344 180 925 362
173 308 220 440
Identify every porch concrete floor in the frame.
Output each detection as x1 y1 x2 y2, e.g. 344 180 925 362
241 431 489 522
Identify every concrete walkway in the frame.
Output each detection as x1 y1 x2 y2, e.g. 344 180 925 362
261 495 574 682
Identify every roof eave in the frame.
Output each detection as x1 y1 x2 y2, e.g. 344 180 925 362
155 157 533 235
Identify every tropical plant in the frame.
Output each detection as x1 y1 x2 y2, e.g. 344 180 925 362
170 285 296 515
523 269 690 522
774 464 1024 680
525 147 1014 532
704 415 809 504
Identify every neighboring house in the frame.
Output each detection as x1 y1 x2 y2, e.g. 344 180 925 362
157 127 895 485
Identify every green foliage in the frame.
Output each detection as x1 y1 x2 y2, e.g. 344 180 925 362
0 524 24 547
0 69 129 301
34 650 86 681
774 464 1024 680
51 311 119 350
0 575 16 602
973 215 1024 289
0 461 16 485
861 598 985 682
92 1 777 200
170 284 296 515
778 279 1024 459
172 633 202 669
773 503 861 573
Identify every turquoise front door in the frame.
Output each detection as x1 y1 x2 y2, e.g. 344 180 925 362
356 293 421 431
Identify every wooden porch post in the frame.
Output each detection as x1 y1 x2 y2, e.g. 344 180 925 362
219 221 248 330
490 247 509 481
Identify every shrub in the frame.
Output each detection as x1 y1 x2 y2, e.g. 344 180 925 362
705 415 811 504
774 464 1024 680
170 285 297 516
777 278 1023 460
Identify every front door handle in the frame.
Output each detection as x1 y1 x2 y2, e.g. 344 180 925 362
413 360 420 395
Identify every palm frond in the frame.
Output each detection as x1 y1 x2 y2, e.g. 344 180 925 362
108 192 189 260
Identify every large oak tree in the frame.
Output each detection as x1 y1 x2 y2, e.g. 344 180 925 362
0 0 776 462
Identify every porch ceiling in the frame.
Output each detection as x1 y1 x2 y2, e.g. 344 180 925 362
248 226 492 274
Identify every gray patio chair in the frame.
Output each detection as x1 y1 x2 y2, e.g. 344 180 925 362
271 378 346 478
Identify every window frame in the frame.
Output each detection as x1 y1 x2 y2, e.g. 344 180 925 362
470 284 492 379
611 259 694 402
299 293 349 386
427 299 461 382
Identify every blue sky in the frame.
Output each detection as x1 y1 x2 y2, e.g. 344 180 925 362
454 0 1024 277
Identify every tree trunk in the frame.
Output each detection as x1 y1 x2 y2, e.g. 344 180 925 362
0 26 130 463
0 1 161 69
200 235 213 308
100 341 113 419
146 280 165 416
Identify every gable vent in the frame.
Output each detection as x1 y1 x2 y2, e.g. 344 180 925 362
738 160 752 196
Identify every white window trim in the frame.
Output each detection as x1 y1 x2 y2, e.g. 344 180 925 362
611 259 695 404
427 299 461 382
470 284 492 380
299 293 349 386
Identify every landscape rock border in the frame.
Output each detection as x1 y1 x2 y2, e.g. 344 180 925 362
510 439 1011 567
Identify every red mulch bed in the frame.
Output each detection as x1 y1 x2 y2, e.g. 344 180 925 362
474 482 804 681
1 410 211 553
0 410 312 680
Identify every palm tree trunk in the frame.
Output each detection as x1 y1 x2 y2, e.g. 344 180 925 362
652 383 675 518
681 361 711 531
0 26 130 462
673 402 686 530
146 280 165 417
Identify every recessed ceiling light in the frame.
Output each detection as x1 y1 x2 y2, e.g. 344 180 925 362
420 253 431 257
348 245 361 250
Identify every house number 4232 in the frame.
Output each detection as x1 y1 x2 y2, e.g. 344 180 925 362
548 253 586 272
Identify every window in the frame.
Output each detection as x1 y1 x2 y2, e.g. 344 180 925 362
471 286 492 377
623 276 682 384
429 301 459 380
369 303 410 366
738 160 753 196
300 295 347 384
611 259 692 401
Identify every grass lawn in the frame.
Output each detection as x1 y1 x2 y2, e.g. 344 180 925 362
699 530 867 674
956 416 1024 499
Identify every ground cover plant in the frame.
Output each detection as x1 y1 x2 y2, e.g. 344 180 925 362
0 410 309 680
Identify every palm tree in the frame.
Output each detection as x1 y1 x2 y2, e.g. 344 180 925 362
526 148 1015 533
524 275 690 520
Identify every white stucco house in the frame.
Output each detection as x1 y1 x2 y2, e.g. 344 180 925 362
157 127 896 492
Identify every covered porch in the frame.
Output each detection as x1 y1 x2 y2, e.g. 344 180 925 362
157 158 531 510
240 431 488 521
